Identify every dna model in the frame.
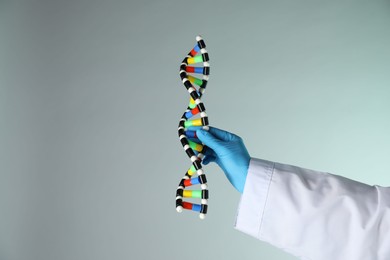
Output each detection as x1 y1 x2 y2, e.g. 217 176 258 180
176 36 210 219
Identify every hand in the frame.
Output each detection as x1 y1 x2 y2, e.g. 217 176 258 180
196 127 250 193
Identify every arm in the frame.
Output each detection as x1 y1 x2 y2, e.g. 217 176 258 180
197 127 390 260
237 158 390 260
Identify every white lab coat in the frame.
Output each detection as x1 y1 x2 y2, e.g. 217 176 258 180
235 158 390 260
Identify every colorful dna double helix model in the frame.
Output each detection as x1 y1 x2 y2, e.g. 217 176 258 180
176 36 210 219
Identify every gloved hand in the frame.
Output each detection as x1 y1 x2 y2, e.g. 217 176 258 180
196 127 250 193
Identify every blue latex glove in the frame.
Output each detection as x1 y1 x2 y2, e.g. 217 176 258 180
196 127 250 193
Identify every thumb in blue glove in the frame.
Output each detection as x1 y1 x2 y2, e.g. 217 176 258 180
196 127 250 193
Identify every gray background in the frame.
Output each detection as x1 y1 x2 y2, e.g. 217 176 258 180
1 0 390 259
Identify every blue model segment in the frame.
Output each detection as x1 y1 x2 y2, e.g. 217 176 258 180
193 44 200 53
194 67 203 74
191 177 201 185
192 203 201 212
185 111 193 119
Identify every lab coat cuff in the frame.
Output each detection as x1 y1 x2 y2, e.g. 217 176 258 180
234 158 274 239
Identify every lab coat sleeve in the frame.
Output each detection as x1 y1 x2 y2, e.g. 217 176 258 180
235 158 390 260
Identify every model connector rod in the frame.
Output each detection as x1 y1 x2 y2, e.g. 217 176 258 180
176 36 210 219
